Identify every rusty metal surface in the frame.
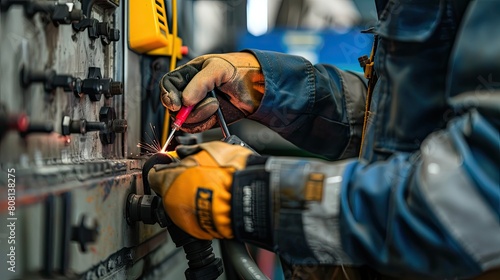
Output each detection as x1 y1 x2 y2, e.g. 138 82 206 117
0 1 188 279
0 161 187 279
0 2 124 164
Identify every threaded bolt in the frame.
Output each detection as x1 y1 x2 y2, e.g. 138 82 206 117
109 81 123 97
62 117 106 135
111 119 127 133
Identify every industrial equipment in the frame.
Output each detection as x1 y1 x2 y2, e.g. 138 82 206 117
0 0 268 278
0 0 191 278
126 104 266 280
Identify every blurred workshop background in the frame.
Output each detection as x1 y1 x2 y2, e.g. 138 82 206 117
0 0 375 279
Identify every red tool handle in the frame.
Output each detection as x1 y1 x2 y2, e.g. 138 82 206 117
173 105 194 128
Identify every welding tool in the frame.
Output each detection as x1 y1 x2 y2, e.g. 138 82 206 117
160 89 226 152
160 105 194 152
209 91 259 154
208 90 231 139
126 92 265 279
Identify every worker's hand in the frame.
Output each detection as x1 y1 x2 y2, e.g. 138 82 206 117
148 141 253 240
160 52 265 133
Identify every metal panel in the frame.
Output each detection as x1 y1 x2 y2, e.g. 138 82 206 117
0 1 188 279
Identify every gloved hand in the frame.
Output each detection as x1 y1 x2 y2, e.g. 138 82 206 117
148 141 253 240
160 52 265 133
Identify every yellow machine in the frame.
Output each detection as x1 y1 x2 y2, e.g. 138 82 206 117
129 0 187 58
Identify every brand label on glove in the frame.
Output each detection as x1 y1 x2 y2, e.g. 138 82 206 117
304 173 324 202
196 188 215 233
242 185 254 233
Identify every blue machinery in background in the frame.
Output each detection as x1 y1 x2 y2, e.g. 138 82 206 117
238 27 373 71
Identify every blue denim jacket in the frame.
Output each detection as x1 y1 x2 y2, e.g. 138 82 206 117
244 0 500 278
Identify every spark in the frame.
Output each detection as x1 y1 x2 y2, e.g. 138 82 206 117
137 124 165 155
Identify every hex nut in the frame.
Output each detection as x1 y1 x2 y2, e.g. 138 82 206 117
99 107 115 123
81 78 102 101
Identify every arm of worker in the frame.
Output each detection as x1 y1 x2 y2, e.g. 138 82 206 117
231 91 500 279
246 49 368 160
159 50 367 160
149 91 499 279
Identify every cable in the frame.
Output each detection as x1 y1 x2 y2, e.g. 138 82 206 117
161 0 179 145
221 240 269 280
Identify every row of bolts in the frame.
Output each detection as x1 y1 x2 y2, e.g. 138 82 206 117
0 2 126 138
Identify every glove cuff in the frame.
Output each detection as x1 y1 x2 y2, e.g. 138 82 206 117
231 164 274 250
232 155 353 266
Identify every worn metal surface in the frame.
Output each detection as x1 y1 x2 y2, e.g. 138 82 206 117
0 1 122 163
0 159 193 279
0 1 188 279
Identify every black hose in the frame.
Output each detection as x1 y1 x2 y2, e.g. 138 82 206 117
140 153 223 279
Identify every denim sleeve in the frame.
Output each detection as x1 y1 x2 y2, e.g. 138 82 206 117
339 99 500 278
245 49 367 160
259 95 499 279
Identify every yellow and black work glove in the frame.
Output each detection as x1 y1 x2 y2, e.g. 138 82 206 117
159 52 265 133
148 141 254 240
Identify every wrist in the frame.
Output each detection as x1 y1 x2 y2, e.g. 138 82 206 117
231 157 274 250
231 156 352 265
